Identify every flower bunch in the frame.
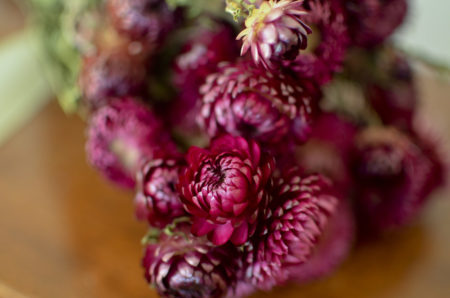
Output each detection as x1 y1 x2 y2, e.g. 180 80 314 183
37 0 447 297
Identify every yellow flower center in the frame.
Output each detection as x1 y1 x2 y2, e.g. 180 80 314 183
245 1 274 32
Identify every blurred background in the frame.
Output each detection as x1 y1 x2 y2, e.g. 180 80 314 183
0 0 50 145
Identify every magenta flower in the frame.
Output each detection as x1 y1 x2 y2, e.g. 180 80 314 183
287 198 354 282
352 127 446 232
79 50 147 108
86 97 177 188
238 0 312 69
199 60 320 144
171 23 239 130
178 135 275 246
143 226 241 298
286 0 349 85
107 0 176 46
242 169 339 290
344 0 408 47
135 157 186 228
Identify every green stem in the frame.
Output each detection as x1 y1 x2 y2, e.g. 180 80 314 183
141 228 162 245
163 217 191 236
225 0 257 21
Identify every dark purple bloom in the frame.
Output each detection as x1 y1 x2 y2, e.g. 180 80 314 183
242 169 339 290
178 135 275 246
352 127 446 232
199 60 320 144
343 0 408 47
135 157 186 228
287 198 354 282
86 97 177 188
143 226 241 298
286 0 349 85
107 0 176 46
79 49 148 108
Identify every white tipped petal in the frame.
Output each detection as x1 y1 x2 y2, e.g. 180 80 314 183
261 23 278 44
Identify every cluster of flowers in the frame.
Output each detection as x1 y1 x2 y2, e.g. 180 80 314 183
60 0 446 297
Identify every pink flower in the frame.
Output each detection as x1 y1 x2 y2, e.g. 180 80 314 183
135 157 186 228
107 0 177 46
343 0 408 47
86 97 177 188
178 135 274 245
143 225 241 297
287 198 354 282
352 127 446 232
199 60 320 144
242 169 339 290
79 49 148 108
238 0 312 69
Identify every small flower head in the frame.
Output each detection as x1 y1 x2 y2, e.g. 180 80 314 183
352 127 446 232
287 198 354 283
344 0 408 47
178 135 275 245
135 157 187 228
107 0 177 46
79 49 148 108
143 225 241 298
199 60 320 144
242 169 339 290
86 98 176 188
237 0 312 69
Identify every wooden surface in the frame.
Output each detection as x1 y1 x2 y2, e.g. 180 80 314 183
0 74 450 298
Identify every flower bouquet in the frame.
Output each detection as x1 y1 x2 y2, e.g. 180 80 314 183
32 0 447 297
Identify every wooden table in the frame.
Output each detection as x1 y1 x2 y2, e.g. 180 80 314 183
1 74 450 298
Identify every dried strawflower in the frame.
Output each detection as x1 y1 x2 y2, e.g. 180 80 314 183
352 127 445 231
135 157 186 228
143 225 241 297
237 0 312 69
86 98 177 188
199 60 320 144
178 135 274 245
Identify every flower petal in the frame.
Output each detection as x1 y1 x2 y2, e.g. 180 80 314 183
211 222 234 245
230 222 249 245
192 218 215 236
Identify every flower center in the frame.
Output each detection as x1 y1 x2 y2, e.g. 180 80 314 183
210 165 226 188
201 162 227 190
245 1 274 32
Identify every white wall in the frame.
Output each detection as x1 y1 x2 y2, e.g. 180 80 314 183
396 0 450 67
